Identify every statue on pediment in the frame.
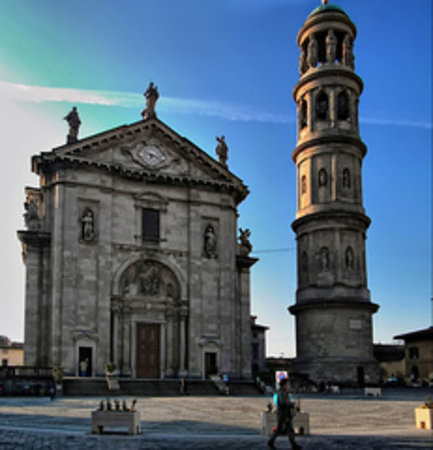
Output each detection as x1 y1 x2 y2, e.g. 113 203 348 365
64 106 81 144
215 136 228 167
24 197 40 230
142 82 159 119
238 228 252 256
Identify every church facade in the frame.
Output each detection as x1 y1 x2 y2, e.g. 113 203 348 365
18 97 257 379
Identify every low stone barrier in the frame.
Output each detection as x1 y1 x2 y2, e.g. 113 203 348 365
364 387 381 397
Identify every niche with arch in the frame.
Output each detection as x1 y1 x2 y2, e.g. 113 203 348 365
315 91 328 121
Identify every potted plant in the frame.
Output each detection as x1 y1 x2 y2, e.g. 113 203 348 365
104 362 119 391
52 365 64 395
104 362 116 375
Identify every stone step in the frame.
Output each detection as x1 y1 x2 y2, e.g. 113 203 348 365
62 378 223 396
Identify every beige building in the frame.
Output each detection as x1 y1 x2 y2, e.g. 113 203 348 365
288 3 379 385
17 98 258 379
0 336 24 367
373 344 405 382
394 327 433 383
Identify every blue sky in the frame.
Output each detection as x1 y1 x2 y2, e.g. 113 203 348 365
0 0 431 356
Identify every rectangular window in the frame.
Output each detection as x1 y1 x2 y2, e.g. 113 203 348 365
409 347 419 360
252 343 259 361
142 208 159 241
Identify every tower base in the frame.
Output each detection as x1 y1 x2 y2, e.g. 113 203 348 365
290 357 380 387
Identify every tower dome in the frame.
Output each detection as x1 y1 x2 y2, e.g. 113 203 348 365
308 3 348 19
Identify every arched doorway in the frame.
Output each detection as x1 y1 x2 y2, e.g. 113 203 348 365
112 259 187 378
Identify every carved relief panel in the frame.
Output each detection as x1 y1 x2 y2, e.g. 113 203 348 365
119 260 180 301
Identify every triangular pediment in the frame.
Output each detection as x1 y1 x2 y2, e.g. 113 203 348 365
33 118 247 202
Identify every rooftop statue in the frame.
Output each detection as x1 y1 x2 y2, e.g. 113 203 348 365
215 135 228 167
238 228 252 256
64 106 81 144
142 82 159 119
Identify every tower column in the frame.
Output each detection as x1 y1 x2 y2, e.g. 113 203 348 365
289 2 379 385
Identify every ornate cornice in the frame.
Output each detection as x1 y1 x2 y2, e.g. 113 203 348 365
289 299 379 315
17 230 51 247
291 210 371 233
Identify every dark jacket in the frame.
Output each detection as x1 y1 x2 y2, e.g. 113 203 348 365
276 389 295 420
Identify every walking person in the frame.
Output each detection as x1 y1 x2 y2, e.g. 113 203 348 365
268 378 302 449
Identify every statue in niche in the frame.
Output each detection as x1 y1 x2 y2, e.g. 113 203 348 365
204 224 218 259
24 197 40 230
64 106 81 144
141 82 159 119
342 34 354 68
301 251 309 273
345 246 354 270
319 246 330 271
318 168 328 187
343 168 351 189
81 209 95 242
326 29 337 64
238 228 253 256
298 49 307 74
307 35 318 68
215 136 228 167
301 175 307 194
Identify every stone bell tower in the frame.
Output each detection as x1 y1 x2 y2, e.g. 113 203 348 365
288 2 380 385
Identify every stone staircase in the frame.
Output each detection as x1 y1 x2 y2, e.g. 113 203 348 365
229 381 264 396
62 378 221 396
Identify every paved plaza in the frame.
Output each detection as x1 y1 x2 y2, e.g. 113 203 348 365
0 388 432 449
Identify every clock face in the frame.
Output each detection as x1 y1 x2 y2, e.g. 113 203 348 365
138 145 166 167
